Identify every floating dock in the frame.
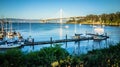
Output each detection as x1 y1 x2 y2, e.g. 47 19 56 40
23 37 92 45
22 35 109 46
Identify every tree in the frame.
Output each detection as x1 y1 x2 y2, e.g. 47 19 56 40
2 49 24 67
37 43 69 67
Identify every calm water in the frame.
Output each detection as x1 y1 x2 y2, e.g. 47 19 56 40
12 23 120 54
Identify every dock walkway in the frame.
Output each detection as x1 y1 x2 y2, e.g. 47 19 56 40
22 36 105 46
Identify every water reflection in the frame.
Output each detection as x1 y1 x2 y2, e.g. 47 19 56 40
59 27 63 39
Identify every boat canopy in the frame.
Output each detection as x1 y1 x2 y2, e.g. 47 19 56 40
94 27 104 35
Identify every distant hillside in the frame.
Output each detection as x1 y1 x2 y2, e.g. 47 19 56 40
0 18 41 23
67 12 120 26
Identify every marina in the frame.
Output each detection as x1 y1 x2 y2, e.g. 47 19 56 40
0 19 110 49
0 8 119 51
0 0 120 66
0 21 119 54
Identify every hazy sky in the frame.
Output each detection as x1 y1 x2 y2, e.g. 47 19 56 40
0 0 120 19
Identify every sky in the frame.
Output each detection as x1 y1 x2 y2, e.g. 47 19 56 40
0 0 120 19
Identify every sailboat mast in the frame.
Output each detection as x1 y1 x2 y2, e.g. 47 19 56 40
5 19 8 33
1 20 4 33
5 19 8 40
11 21 12 32
8 21 11 32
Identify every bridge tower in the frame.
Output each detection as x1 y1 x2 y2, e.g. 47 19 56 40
60 8 63 24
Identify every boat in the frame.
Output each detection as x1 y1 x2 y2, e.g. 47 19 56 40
26 21 34 43
72 35 80 39
93 26 108 41
72 34 83 39
0 43 21 49
93 34 107 40
0 19 24 49
0 37 22 49
94 27 104 35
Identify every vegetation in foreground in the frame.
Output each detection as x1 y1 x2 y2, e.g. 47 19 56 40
0 43 120 67
67 12 120 26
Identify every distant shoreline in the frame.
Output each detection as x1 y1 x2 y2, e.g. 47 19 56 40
66 21 120 26
13 22 120 26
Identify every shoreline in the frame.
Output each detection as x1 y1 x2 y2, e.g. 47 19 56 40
11 22 120 26
66 21 120 26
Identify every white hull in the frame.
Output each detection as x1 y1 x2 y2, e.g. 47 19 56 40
93 35 106 40
0 44 21 49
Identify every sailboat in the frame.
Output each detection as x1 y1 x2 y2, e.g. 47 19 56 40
72 19 83 39
0 19 23 49
92 20 108 40
0 20 6 44
26 22 34 43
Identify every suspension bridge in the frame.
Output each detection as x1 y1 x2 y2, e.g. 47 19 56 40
40 9 85 23
0 9 85 23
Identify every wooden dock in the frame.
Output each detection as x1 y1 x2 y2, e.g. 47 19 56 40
23 38 92 46
22 37 95 46
21 34 109 46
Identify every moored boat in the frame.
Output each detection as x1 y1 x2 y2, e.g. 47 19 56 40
0 43 21 49
72 34 82 39
93 35 107 40
0 19 24 49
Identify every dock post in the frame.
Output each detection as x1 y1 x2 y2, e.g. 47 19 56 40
65 34 67 48
32 38 34 50
32 38 34 45
50 37 52 47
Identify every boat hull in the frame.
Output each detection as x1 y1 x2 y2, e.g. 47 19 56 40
0 44 21 49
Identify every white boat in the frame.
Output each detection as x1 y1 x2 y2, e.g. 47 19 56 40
0 19 24 49
93 26 108 40
0 35 22 49
0 43 21 49
93 35 107 40
94 26 104 35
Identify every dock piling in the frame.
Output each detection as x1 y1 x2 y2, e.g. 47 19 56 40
65 34 68 48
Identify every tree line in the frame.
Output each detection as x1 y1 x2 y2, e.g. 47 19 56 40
67 12 120 26
0 43 120 67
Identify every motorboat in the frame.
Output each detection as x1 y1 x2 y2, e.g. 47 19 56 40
93 35 107 41
72 34 83 39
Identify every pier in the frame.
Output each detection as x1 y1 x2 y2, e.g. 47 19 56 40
22 34 109 46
